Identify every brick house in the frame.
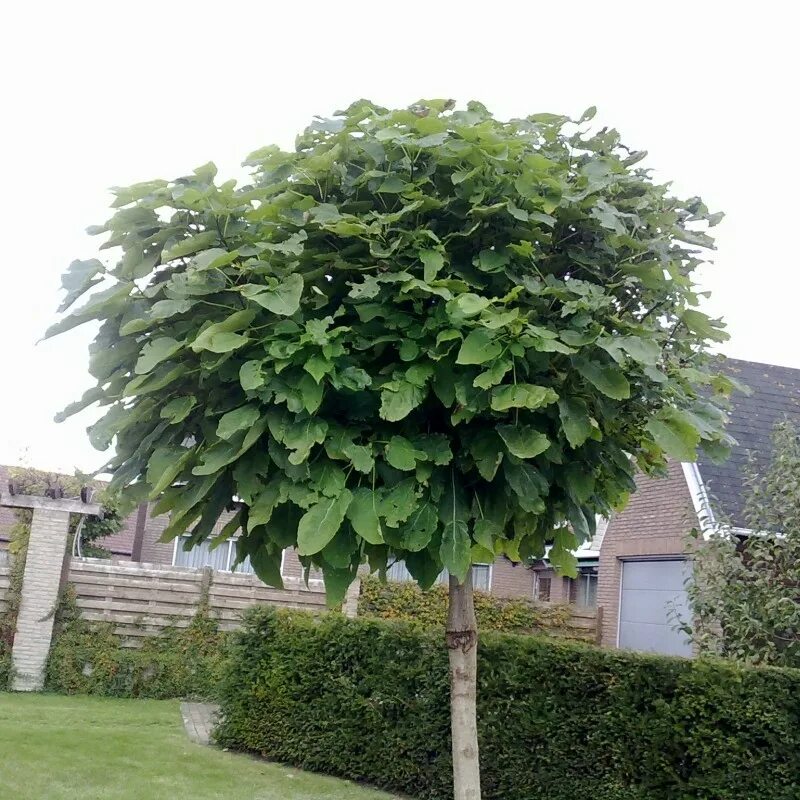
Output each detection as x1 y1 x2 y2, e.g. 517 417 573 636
595 358 800 655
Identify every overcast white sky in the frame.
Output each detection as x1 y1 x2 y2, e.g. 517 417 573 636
0 1 797 474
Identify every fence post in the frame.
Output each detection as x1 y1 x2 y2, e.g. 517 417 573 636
595 605 604 646
0 493 100 690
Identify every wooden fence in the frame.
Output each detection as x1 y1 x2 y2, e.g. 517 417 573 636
68 557 328 646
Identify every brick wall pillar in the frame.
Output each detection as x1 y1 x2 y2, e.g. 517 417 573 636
0 493 100 691
11 507 71 690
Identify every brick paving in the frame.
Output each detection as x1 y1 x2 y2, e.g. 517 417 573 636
180 702 219 746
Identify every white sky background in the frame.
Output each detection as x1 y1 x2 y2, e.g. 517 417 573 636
0 1 797 474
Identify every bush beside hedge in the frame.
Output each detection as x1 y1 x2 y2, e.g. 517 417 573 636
359 575 576 637
217 608 800 800
45 588 228 700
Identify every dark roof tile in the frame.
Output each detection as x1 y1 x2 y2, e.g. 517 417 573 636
698 358 800 527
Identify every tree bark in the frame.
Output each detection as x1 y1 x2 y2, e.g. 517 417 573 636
446 568 481 800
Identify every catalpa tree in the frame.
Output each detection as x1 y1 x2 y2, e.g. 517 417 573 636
51 100 733 800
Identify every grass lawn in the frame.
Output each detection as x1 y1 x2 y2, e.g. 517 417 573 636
0 693 400 800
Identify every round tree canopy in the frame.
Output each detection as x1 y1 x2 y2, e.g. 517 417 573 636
51 100 735 604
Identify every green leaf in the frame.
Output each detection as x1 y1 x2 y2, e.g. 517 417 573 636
618 336 661 365
192 248 238 271
646 411 701 462
379 381 425 422
497 425 550 459
558 397 594 448
217 405 261 440
420 249 445 282
385 436 423 471
681 309 729 342
240 360 264 391
146 445 190 495
248 483 282 529
505 461 547 513
490 384 558 411
297 490 353 555
135 337 182 375
192 309 256 352
247 547 284 589
162 231 218 261
380 479 418 527
304 355 331 383
440 520 470 583
59 258 104 311
283 417 329 464
205 332 249 353
474 360 512 390
469 431 504 481
447 293 491 321
247 273 304 316
575 361 630 400
160 396 196 424
397 500 437 551
321 565 357 609
346 488 384 545
477 249 509 273
456 329 502 365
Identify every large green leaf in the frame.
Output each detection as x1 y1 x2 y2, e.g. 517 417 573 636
440 520 470 583
192 309 256 352
246 273 304 316
135 337 182 375
297 490 353 555
575 361 630 400
491 384 558 411
379 381 425 422
384 436 424 471
558 397 594 448
217 405 261 440
346 488 384 544
456 329 503 365
497 425 550 459
646 411 701 462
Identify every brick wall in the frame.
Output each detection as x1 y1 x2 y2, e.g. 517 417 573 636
596 460 695 647
491 557 534 598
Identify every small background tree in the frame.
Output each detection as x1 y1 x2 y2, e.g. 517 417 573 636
51 100 733 799
688 420 800 668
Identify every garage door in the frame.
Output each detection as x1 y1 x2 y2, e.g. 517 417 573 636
618 559 692 657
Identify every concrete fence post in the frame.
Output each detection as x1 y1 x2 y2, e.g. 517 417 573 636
0 493 100 691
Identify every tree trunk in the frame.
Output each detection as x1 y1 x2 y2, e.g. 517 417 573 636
446 568 481 800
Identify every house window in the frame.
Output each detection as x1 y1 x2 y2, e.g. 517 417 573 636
387 562 491 592
572 568 598 608
173 535 255 574
534 574 551 602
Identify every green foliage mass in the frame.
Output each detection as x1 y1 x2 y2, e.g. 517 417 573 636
359 575 582 639
217 608 800 800
45 586 227 700
689 421 800 667
52 100 735 603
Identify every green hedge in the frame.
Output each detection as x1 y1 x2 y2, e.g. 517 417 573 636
217 608 800 800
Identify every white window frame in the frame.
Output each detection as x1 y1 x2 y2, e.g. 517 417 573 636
386 561 492 592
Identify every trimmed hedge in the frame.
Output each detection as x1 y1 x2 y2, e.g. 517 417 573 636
217 608 800 800
359 575 576 637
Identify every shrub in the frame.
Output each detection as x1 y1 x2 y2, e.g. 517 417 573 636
45 586 228 700
217 608 800 800
359 575 576 638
